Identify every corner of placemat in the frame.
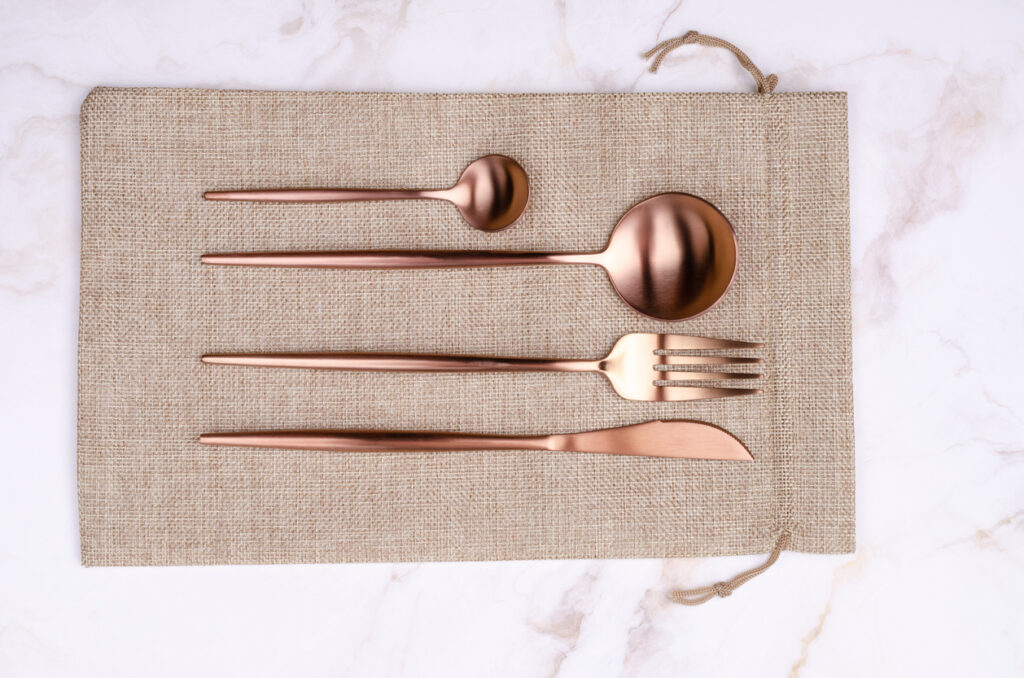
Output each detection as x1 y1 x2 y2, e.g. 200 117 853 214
80 86 116 125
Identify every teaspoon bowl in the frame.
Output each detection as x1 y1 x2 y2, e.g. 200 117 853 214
450 155 530 232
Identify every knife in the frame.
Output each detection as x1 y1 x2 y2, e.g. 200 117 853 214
199 420 752 460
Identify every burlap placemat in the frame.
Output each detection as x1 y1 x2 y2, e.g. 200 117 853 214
78 85 852 566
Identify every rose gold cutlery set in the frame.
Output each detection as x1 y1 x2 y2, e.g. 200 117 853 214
201 156 763 460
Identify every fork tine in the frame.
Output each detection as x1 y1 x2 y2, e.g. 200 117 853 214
656 386 761 401
655 335 764 350
657 355 763 366
653 371 761 379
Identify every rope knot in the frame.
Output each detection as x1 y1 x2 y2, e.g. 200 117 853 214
678 30 699 44
712 582 734 598
668 531 791 605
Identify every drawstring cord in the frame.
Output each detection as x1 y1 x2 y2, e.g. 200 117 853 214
644 30 779 94
669 531 791 605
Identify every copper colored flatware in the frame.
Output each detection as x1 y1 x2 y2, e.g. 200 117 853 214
203 333 763 402
204 154 529 233
202 193 738 321
199 420 753 460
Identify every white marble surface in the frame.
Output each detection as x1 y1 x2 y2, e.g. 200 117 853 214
1 0 1022 675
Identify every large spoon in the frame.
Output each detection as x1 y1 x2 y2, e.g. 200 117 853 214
202 193 738 321
204 154 529 233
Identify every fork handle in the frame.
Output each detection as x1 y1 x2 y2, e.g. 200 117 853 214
202 352 598 373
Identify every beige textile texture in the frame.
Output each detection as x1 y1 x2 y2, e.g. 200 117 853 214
78 87 853 566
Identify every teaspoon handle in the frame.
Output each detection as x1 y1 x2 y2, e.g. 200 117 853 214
204 188 447 202
201 250 596 268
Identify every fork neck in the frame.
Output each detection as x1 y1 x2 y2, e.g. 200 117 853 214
519 359 600 372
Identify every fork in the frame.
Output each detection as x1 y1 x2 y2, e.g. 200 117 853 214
202 334 763 402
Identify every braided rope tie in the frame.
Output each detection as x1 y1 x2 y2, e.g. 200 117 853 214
669 532 791 606
643 30 778 94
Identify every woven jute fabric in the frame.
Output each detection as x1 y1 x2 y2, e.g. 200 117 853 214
78 87 853 566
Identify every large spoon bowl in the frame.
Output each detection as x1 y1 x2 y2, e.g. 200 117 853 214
599 193 737 321
202 193 738 321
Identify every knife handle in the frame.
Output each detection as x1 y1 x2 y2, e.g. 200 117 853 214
200 430 553 452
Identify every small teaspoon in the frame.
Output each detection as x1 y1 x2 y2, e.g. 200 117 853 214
204 154 530 233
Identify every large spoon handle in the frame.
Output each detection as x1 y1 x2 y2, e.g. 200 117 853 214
204 188 447 202
201 250 595 268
